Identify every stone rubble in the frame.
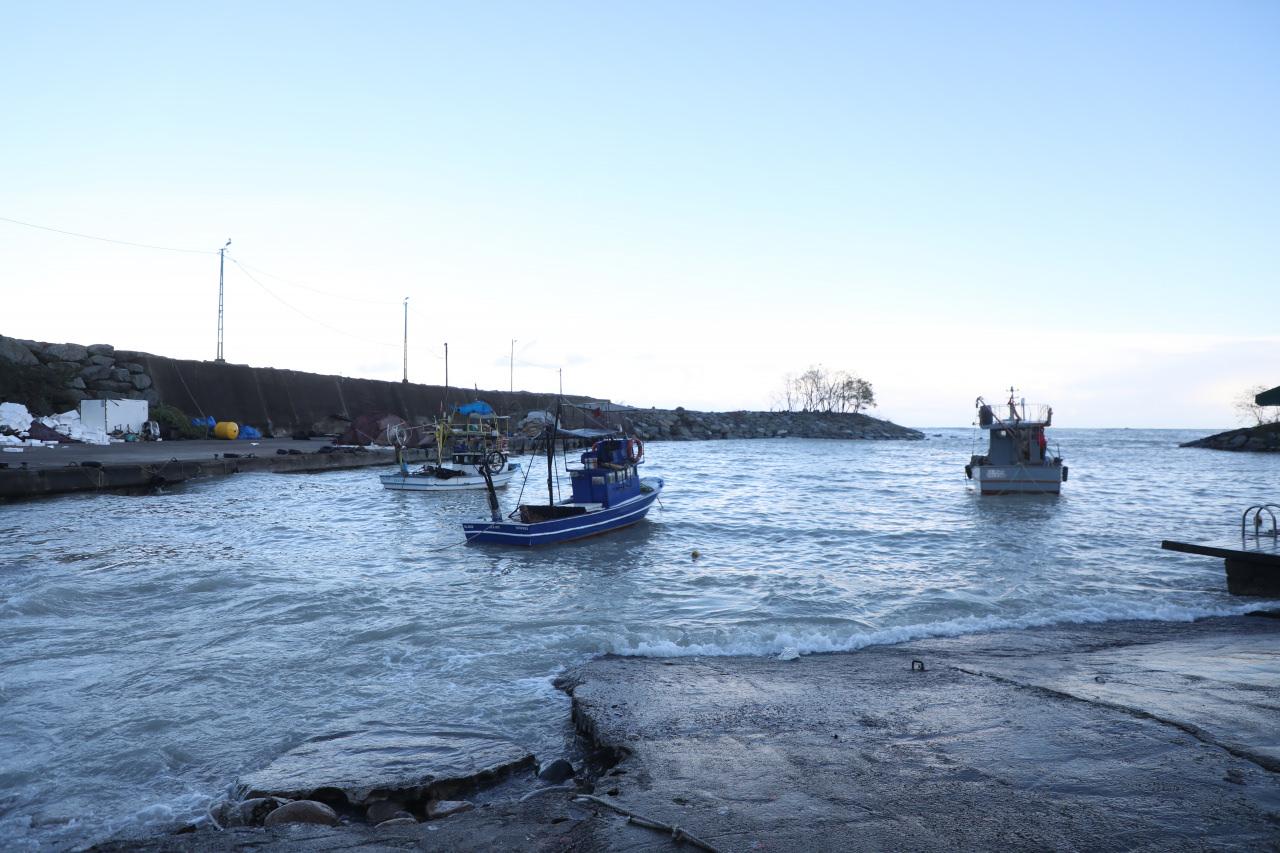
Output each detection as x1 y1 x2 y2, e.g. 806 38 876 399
619 406 924 442
0 335 161 407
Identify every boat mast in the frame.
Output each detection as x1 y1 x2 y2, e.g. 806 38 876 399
546 396 562 505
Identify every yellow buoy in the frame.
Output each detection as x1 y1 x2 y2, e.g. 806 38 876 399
213 421 240 440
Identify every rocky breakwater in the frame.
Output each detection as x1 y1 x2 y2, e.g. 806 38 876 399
0 335 158 408
622 408 923 442
1180 423 1280 453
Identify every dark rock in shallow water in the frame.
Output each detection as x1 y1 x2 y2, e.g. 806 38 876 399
364 800 412 824
262 799 339 827
239 726 534 808
536 758 574 783
209 796 287 828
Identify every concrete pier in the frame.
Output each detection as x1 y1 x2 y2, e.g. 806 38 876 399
92 614 1280 851
0 439 424 501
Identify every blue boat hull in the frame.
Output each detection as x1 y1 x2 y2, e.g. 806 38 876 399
463 478 663 546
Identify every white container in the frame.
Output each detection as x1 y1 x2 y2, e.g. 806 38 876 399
79 399 150 435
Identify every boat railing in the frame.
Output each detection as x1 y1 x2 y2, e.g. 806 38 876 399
1241 504 1279 542
980 403 1053 427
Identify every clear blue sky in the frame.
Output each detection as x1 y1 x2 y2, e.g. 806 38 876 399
3 2 1277 426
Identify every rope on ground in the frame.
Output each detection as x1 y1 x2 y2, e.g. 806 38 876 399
573 795 723 853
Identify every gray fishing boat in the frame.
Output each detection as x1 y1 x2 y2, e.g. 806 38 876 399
965 388 1067 495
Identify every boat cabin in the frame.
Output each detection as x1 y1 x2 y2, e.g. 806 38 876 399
975 396 1054 465
569 439 642 507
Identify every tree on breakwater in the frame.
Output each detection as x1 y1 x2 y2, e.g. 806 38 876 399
776 366 875 414
1235 384 1280 426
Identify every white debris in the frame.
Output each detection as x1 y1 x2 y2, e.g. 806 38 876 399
0 402 111 446
777 647 801 662
37 409 110 445
0 402 34 434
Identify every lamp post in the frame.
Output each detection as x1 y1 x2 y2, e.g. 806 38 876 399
401 298 409 383
510 339 516 394
215 238 231 362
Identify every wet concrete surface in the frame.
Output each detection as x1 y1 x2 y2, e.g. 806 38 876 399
93 615 1280 851
562 614 1280 851
0 439 417 499
2 438 390 470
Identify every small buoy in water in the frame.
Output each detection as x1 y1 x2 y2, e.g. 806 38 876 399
691 549 701 560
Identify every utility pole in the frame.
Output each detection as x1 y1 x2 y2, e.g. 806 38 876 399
444 342 449 390
216 238 231 362
510 339 516 394
401 298 409 383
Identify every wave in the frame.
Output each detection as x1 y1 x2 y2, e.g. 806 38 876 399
606 599 1279 658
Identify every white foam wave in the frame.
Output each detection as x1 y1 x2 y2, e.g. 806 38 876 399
605 599 1278 659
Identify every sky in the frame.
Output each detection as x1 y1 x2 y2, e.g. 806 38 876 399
2 2 1277 428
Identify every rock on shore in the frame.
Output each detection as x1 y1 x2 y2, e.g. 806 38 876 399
1180 423 1280 452
621 407 923 442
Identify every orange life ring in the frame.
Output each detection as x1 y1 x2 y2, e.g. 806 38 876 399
626 438 644 464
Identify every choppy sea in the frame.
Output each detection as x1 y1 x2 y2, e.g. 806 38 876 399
2 429 1278 849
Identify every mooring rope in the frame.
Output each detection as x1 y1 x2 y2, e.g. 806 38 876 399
573 795 724 853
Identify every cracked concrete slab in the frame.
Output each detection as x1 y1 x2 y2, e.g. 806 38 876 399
563 615 1280 851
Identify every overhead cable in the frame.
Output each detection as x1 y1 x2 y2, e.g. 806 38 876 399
0 214 216 254
227 256 400 350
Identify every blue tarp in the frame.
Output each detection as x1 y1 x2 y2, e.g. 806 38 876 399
238 425 262 439
191 416 216 428
455 401 495 416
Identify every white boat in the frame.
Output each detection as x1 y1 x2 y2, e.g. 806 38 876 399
380 402 521 492
965 389 1067 495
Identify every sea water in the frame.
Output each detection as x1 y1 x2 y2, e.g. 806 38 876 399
1 430 1277 849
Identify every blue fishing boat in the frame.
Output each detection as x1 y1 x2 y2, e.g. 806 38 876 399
463 434 663 546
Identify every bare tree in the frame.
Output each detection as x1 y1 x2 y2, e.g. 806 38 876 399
1235 385 1280 426
776 367 876 413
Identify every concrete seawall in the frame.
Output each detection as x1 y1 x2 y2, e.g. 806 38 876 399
0 440 424 501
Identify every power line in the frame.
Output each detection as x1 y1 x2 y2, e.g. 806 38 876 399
230 255 404 306
0 214 216 254
226 256 400 350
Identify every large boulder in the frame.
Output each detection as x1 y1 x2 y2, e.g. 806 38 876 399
261 799 339 828
42 342 88 363
130 373 152 391
88 354 115 367
0 337 39 366
86 343 115 356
